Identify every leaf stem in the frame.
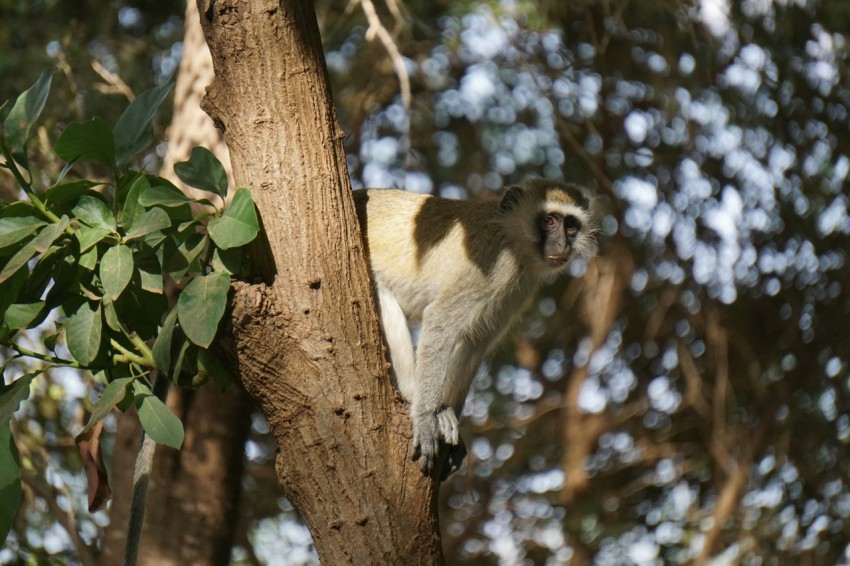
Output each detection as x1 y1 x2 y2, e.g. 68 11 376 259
1 145 62 224
110 338 150 367
110 314 156 368
128 332 155 368
10 343 82 368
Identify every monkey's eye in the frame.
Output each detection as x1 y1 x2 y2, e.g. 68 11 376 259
564 216 581 237
540 213 561 232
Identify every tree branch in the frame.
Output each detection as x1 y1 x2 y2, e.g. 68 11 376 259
20 467 96 566
353 0 412 112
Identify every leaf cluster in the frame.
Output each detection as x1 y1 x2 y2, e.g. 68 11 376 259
0 72 260 541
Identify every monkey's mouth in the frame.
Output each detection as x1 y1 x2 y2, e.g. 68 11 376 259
545 255 571 267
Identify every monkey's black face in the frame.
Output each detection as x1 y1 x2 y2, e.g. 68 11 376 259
538 212 581 267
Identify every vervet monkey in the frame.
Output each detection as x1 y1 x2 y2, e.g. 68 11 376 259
354 180 597 476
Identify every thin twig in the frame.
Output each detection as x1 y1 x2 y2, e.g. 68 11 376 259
383 0 405 34
354 0 412 112
91 60 135 102
694 421 768 566
19 455 97 566
708 309 734 475
677 341 711 418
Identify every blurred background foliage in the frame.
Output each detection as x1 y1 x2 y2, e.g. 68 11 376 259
2 0 849 564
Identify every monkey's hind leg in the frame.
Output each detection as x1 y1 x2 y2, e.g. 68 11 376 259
376 286 416 400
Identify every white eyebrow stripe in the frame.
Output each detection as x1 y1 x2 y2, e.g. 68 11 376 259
545 203 587 220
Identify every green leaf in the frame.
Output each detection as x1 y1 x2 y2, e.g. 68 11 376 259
197 349 233 391
102 299 121 332
0 202 40 221
142 233 166 250
114 288 167 341
0 269 27 321
79 246 98 270
161 206 193 230
43 331 60 352
135 388 184 449
33 218 68 254
113 81 174 170
0 216 46 248
76 226 111 252
19 248 61 304
100 244 134 301
43 180 102 212
0 421 21 545
66 302 102 365
138 184 191 208
0 217 68 285
55 159 74 185
54 118 115 167
3 70 52 165
207 188 259 250
177 272 230 348
136 252 163 294
152 308 178 375
3 302 45 330
170 338 191 384
42 254 84 307
80 376 135 434
124 208 171 241
210 247 242 275
94 367 135 411
141 271 165 295
173 147 228 198
14 249 67 317
120 175 149 232
0 372 36 425
72 196 115 231
177 211 213 234
165 232 206 282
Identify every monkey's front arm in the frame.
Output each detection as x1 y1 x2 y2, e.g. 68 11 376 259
410 303 483 474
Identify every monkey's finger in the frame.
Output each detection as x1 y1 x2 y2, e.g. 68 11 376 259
427 445 440 474
420 446 439 475
440 413 459 446
437 410 459 445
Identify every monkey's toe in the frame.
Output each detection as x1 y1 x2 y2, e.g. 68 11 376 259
410 413 440 474
440 438 468 480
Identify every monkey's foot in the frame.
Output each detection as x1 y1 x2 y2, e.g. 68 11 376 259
440 437 467 481
436 407 459 445
410 412 440 474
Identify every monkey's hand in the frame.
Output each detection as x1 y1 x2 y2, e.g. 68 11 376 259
410 411 440 474
436 407 459 445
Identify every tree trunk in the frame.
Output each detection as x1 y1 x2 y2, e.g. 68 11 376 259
99 387 251 566
98 3 253 564
196 1 443 563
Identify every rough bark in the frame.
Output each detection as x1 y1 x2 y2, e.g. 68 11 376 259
97 3 253 564
197 1 443 563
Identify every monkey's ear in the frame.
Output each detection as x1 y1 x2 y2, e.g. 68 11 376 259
499 185 523 212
